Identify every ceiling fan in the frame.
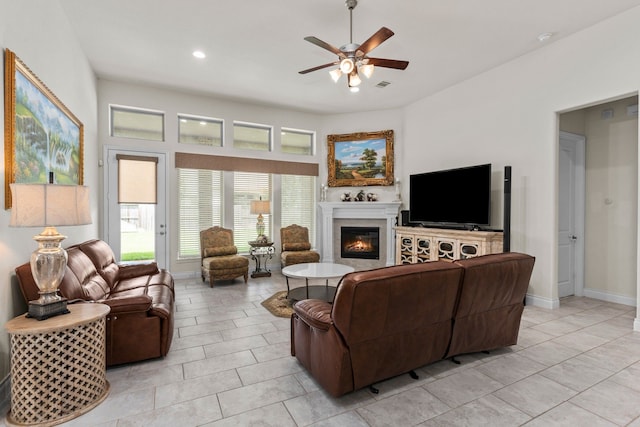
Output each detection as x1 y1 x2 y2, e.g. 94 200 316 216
299 0 409 91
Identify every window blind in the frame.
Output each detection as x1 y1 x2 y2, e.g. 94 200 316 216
117 154 158 204
281 175 316 247
233 172 271 252
177 168 222 258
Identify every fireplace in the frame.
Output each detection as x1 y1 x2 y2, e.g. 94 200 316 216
341 227 380 260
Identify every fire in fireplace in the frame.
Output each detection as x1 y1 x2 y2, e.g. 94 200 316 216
341 227 380 260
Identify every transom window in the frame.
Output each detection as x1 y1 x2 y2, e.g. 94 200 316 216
178 114 223 146
110 105 164 141
233 122 272 151
281 128 314 155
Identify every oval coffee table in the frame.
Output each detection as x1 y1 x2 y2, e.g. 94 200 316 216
282 262 355 302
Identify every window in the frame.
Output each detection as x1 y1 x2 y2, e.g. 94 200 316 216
178 114 223 146
234 172 271 252
177 169 222 258
281 128 314 155
233 122 271 151
281 175 316 247
110 105 164 141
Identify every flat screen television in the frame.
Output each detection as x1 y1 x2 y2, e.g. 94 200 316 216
409 163 491 228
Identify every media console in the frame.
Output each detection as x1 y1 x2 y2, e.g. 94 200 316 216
395 226 503 264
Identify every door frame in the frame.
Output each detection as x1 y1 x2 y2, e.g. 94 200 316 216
103 145 169 269
558 131 586 298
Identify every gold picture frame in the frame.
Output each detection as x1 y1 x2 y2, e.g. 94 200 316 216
4 49 84 209
327 129 394 187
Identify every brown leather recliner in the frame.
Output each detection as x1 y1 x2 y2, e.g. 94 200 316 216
445 252 536 358
15 239 175 366
291 261 465 397
291 252 535 397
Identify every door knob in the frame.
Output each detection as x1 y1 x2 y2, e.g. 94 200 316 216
570 235 578 241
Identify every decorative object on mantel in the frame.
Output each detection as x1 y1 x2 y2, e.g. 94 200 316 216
367 192 378 201
320 183 328 202
10 183 91 320
355 190 366 201
328 129 394 187
341 192 352 201
4 49 84 209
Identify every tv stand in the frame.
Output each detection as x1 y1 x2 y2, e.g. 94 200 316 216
395 226 503 264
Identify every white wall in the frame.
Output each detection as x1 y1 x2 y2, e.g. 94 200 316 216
583 98 638 303
0 1 98 381
402 7 640 314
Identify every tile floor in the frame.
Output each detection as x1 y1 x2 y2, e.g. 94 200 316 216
2 273 640 426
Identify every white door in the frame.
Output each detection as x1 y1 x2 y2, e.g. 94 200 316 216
104 147 168 269
558 131 585 298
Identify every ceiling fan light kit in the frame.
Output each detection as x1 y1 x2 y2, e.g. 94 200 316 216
299 0 409 91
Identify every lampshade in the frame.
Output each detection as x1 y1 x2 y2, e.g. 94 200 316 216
250 199 271 215
10 183 91 227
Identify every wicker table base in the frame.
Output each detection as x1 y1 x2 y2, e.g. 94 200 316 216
5 304 111 426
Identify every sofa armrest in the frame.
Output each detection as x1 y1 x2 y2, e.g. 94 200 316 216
118 262 159 280
292 299 333 331
99 295 153 314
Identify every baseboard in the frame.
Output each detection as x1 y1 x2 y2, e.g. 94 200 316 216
525 293 559 309
583 288 637 307
172 271 198 280
0 375 10 418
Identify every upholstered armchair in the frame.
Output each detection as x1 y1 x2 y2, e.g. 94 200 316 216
280 224 320 267
200 226 249 286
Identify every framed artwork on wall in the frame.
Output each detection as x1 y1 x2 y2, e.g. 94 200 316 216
4 48 84 208
327 129 394 187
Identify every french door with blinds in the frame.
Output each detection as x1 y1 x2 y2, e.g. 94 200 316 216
105 148 168 268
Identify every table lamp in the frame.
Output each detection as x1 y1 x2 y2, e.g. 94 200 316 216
10 183 91 320
250 197 270 242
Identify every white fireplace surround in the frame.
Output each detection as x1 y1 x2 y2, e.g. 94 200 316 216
319 202 401 266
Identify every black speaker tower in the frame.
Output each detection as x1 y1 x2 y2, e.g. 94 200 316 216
503 166 512 252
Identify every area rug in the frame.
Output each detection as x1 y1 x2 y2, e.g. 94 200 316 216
261 291 294 318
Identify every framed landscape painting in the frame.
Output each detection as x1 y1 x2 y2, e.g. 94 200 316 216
327 129 394 187
4 49 84 208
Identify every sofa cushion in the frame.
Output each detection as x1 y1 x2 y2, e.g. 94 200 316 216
282 242 311 251
64 247 111 300
204 255 249 269
77 239 120 287
204 245 238 257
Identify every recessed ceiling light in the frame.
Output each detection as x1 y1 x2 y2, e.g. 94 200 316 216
537 32 553 42
192 50 206 59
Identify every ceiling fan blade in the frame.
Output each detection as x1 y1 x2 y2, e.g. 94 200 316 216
358 27 394 55
304 36 345 58
367 58 409 70
299 62 338 74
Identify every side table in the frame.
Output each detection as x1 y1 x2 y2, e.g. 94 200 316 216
249 241 275 278
5 303 111 426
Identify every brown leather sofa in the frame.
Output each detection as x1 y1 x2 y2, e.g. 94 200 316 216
291 252 535 397
15 239 175 367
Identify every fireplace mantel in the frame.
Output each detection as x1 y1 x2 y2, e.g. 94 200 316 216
318 201 401 266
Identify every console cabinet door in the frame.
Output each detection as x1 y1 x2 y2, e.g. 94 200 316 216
395 227 503 265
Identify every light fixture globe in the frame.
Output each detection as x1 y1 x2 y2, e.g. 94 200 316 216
329 68 343 82
339 58 355 74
